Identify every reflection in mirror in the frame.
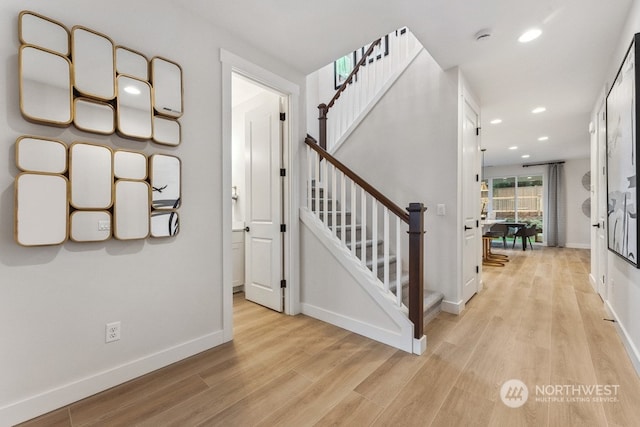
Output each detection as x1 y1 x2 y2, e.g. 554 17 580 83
153 116 181 146
15 173 68 246
151 211 179 237
16 136 67 174
72 26 115 100
74 98 115 134
70 211 111 242
117 75 152 140
69 142 113 209
114 150 147 180
20 45 72 126
114 180 150 240
151 57 183 118
19 11 70 56
116 47 148 80
150 155 181 210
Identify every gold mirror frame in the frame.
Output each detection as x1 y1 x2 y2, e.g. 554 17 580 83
151 56 184 118
116 75 153 140
70 210 112 242
15 172 69 246
149 154 182 210
151 210 179 238
113 180 151 240
69 142 114 210
114 150 147 180
116 46 148 81
16 136 68 174
19 11 70 56
19 45 73 126
153 116 181 146
74 97 116 134
71 26 116 101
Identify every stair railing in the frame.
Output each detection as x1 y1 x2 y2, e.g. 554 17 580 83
305 135 425 339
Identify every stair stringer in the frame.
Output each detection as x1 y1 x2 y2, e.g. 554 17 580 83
300 208 420 354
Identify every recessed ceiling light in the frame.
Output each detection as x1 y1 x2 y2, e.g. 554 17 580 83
522 154 531 158
490 119 503 125
532 106 546 114
538 136 549 141
527 176 532 179
124 86 141 95
509 146 518 150
519 28 542 43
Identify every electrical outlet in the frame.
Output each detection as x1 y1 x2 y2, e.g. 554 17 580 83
106 321 121 343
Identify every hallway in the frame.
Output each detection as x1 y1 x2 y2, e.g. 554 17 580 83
19 248 640 426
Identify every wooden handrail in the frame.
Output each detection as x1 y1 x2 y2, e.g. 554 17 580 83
305 135 409 223
325 38 382 111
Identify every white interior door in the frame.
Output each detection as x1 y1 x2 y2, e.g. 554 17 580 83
244 99 283 312
462 99 480 303
596 104 608 300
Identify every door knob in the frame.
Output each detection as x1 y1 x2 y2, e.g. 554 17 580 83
464 226 473 230
244 226 250 232
592 223 601 228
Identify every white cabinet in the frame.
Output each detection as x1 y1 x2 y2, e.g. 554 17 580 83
232 230 245 291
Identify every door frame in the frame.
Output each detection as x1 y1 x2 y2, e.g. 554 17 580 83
221 49 301 342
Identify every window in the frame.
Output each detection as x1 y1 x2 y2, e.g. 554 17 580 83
485 175 544 234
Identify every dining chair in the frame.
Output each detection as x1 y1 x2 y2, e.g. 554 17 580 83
512 224 538 250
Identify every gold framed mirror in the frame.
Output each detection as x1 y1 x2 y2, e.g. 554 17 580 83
19 11 70 56
16 136 67 174
19 45 73 126
153 116 181 146
151 56 183 118
114 150 147 180
71 26 115 100
151 210 179 238
116 46 148 81
114 180 151 240
69 142 114 209
70 210 111 242
15 172 69 246
149 154 181 210
116 75 153 140
74 97 115 134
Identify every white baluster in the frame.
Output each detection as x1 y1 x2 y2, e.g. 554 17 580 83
307 145 312 211
331 163 337 238
340 173 346 246
383 207 390 292
314 151 320 216
322 157 328 226
371 200 378 280
350 181 356 256
396 217 402 307
361 189 367 267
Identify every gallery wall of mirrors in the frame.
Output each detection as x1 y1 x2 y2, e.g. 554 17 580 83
15 10 184 246
18 10 183 146
14 136 181 246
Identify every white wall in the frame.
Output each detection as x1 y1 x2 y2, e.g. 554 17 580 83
0 1 305 424
594 0 640 373
330 49 459 305
483 158 591 248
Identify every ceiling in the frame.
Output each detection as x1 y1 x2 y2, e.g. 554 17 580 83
176 0 634 166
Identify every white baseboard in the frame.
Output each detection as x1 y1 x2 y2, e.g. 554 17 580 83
301 303 412 353
589 273 598 293
441 299 464 315
565 243 591 249
1 331 225 426
604 301 640 377
413 335 427 355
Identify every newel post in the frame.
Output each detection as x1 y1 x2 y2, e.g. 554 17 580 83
408 203 426 339
318 103 328 150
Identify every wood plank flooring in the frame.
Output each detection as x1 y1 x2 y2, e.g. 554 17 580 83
18 247 640 426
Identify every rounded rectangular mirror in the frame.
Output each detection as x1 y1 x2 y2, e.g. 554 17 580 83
70 210 111 242
151 57 183 118
74 98 115 134
16 136 67 174
19 11 70 56
117 75 152 140
72 26 115 100
116 46 148 81
69 142 113 209
151 211 179 238
15 173 68 246
150 154 181 210
114 180 150 240
20 45 72 126
153 116 181 146
114 150 147 180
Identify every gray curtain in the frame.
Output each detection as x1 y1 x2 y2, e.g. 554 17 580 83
547 163 566 247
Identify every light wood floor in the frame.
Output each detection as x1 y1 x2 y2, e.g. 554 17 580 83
19 247 640 426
